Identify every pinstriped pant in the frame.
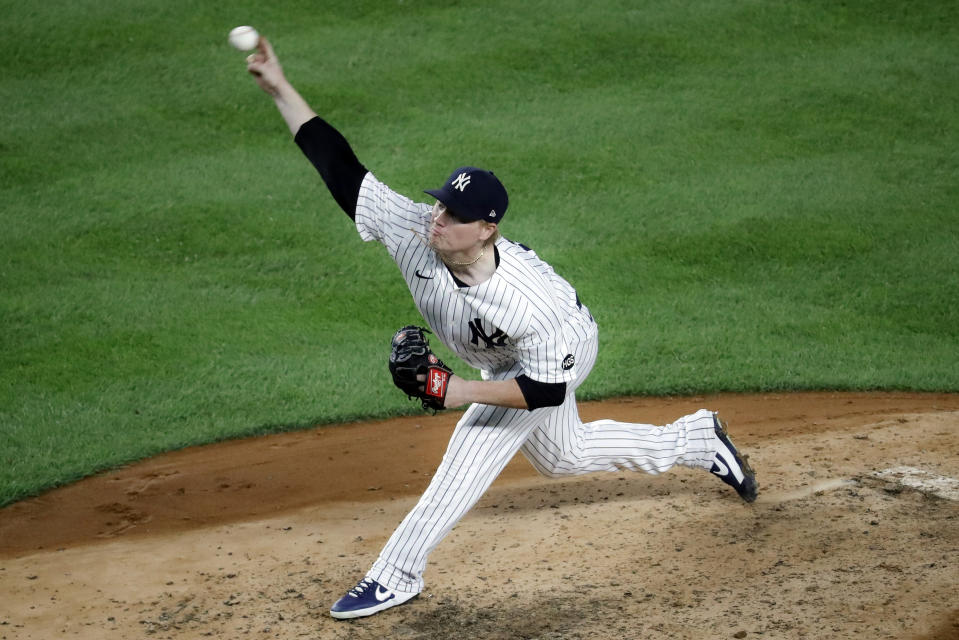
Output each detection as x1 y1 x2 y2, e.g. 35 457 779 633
367 331 720 593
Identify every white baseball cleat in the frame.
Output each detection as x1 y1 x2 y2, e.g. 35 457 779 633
329 577 419 619
709 414 759 503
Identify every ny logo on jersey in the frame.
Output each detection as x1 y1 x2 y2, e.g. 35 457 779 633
468 318 508 348
451 172 471 192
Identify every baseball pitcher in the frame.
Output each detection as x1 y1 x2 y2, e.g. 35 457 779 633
244 36 758 620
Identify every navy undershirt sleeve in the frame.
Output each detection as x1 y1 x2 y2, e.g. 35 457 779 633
516 375 567 410
293 116 367 219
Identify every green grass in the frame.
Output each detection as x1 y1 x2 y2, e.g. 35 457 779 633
2 0 957 506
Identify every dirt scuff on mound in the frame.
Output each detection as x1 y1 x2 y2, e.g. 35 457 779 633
1 392 958 639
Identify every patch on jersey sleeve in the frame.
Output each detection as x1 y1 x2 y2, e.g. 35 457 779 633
562 354 575 370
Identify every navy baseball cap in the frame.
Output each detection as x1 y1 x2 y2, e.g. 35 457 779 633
425 166 509 223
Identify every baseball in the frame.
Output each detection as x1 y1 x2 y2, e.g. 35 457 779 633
228 25 259 51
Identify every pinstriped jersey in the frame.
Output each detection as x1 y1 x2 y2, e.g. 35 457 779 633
355 172 596 384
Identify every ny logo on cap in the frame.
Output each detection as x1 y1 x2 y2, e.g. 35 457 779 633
451 172 471 192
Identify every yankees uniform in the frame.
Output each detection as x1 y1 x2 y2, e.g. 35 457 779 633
287 116 758 620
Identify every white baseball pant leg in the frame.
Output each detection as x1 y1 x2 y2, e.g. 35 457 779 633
367 331 719 594
521 332 719 477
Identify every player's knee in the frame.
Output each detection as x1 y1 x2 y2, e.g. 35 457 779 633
525 456 557 478
527 456 575 478
536 466 567 479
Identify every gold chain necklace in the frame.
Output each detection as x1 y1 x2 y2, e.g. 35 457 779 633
409 226 486 267
444 247 486 267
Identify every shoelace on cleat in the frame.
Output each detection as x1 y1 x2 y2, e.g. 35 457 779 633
348 578 375 598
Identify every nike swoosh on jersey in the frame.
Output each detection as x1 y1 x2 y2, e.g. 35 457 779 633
375 586 394 602
414 269 434 280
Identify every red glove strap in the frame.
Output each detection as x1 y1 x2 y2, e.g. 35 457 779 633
425 366 450 401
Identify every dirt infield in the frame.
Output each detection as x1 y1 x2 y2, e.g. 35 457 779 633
2 392 958 639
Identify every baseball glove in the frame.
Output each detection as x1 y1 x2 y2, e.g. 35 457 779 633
388 325 453 412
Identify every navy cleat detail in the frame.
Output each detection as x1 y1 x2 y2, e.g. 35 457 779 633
329 577 418 619
709 414 758 503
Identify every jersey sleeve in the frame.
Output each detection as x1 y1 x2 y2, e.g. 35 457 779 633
514 307 577 385
354 172 431 252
